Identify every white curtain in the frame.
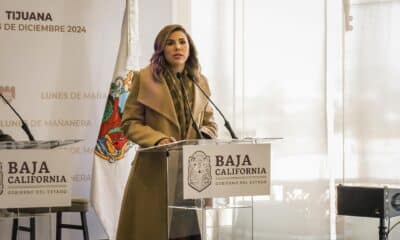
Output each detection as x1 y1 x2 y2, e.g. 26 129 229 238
191 0 329 239
188 0 400 239
340 0 400 239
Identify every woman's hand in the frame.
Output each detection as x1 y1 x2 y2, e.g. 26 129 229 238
157 136 176 146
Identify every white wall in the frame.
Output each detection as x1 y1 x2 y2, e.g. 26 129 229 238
138 0 173 68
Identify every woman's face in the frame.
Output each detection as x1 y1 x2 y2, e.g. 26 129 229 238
163 30 189 72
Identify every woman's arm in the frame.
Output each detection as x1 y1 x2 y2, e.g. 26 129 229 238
121 71 169 147
200 102 218 139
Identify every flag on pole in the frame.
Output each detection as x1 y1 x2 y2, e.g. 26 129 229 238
90 0 139 239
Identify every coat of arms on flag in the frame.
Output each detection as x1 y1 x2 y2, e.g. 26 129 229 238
95 72 134 163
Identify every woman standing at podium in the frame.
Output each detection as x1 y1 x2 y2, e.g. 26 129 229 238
116 24 217 240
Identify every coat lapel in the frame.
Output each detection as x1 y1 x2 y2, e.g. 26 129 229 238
137 67 180 130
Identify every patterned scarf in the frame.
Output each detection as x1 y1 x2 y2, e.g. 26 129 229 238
164 71 194 139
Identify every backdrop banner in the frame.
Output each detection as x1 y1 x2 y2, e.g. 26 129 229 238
0 0 125 239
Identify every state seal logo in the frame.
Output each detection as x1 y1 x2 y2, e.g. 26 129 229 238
188 151 212 192
0 85 16 103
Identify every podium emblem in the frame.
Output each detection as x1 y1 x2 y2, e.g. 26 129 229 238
188 151 212 192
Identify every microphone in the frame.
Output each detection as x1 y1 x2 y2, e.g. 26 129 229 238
0 93 35 141
176 72 204 139
189 77 238 139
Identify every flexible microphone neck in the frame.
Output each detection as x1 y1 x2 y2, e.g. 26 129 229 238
189 78 238 139
0 93 35 141
176 72 204 139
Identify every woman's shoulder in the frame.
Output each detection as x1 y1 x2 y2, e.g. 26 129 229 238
197 73 211 96
138 65 153 82
124 65 152 83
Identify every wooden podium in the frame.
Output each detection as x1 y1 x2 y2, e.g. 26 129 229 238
139 138 276 239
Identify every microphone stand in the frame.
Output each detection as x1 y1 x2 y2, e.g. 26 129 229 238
189 78 238 139
0 93 35 141
176 73 204 139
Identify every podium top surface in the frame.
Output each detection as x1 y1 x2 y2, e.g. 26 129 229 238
0 139 82 150
138 137 282 153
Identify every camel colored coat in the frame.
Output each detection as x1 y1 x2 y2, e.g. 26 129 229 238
116 66 217 240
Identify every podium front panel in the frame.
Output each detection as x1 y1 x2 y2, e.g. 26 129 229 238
138 138 279 239
0 140 80 210
0 149 72 208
